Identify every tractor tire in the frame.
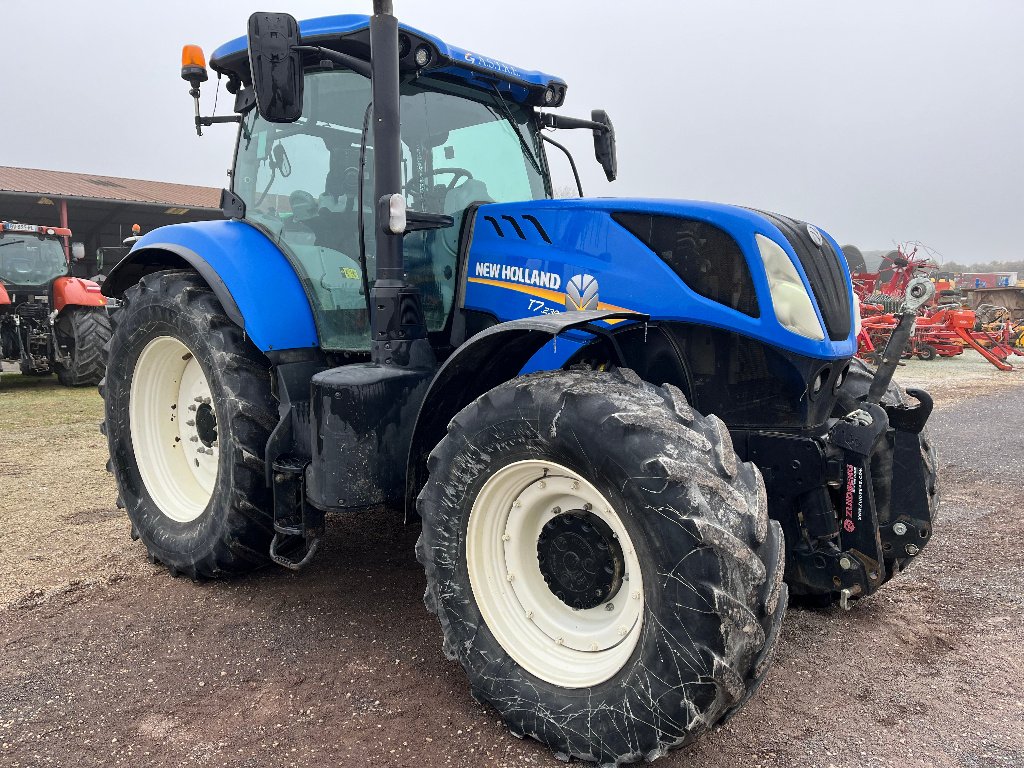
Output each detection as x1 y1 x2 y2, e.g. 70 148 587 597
100 270 277 578
916 344 938 362
416 368 786 765
55 306 112 386
834 357 938 577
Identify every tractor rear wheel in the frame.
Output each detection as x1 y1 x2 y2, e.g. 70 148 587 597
417 369 786 764
100 270 277 578
55 306 112 386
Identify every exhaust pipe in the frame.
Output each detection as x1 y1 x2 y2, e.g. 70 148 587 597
367 0 432 368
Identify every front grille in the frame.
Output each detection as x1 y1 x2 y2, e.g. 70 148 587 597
755 210 852 342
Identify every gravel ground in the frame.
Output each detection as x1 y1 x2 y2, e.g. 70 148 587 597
1 359 1022 768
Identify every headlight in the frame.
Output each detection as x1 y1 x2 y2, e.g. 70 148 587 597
756 234 825 341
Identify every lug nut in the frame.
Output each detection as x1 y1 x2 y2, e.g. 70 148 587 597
551 506 561 515
905 544 920 556
893 522 908 536
501 533 511 542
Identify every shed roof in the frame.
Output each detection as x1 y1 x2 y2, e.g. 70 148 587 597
0 166 219 209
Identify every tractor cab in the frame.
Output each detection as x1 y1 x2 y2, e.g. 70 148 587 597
208 15 566 354
0 222 72 295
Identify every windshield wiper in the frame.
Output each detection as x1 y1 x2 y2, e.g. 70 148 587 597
0 240 26 248
487 84 543 177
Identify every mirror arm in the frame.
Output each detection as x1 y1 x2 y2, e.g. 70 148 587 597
198 115 242 127
539 133 584 198
292 45 372 79
540 113 609 133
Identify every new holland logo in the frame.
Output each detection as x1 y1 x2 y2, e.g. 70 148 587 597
565 274 599 311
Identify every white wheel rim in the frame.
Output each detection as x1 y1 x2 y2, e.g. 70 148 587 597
129 336 218 523
466 459 644 688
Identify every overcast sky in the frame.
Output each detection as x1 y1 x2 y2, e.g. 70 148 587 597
4 1 1022 263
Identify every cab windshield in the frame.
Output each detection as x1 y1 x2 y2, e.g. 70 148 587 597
0 236 67 287
233 69 549 351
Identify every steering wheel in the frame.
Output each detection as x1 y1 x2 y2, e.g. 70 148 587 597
406 166 474 195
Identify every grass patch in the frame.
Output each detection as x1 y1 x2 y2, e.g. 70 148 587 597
0 372 103 431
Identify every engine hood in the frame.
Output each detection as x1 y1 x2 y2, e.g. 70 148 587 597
462 197 857 361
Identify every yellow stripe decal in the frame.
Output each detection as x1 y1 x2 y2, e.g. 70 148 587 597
467 277 635 322
467 277 564 304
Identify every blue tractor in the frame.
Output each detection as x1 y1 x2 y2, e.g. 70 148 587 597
100 3 938 763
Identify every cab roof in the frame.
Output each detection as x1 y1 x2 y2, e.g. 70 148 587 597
209 14 567 107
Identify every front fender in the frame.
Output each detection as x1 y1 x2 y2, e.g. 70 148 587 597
404 309 647 517
102 220 318 353
52 276 106 311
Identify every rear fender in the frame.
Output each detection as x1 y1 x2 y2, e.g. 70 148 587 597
102 220 318 353
52 276 106 312
0 284 9 305
404 309 647 517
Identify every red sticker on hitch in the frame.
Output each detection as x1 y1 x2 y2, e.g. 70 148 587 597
843 464 864 533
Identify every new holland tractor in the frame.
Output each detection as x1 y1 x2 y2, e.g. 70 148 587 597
99 4 938 763
0 221 111 386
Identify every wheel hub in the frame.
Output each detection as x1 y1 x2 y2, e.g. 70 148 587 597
195 402 218 447
130 336 218 523
466 461 645 688
537 511 624 610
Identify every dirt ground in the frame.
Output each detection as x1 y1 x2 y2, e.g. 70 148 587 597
1 356 1022 768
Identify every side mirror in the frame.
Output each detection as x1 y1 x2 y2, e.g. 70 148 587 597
71 242 86 261
247 12 304 123
591 109 617 182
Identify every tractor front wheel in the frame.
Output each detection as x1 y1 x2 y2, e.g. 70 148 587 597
101 270 277 578
54 306 112 386
417 369 786 764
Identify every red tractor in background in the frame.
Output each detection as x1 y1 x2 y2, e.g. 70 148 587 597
0 221 112 386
